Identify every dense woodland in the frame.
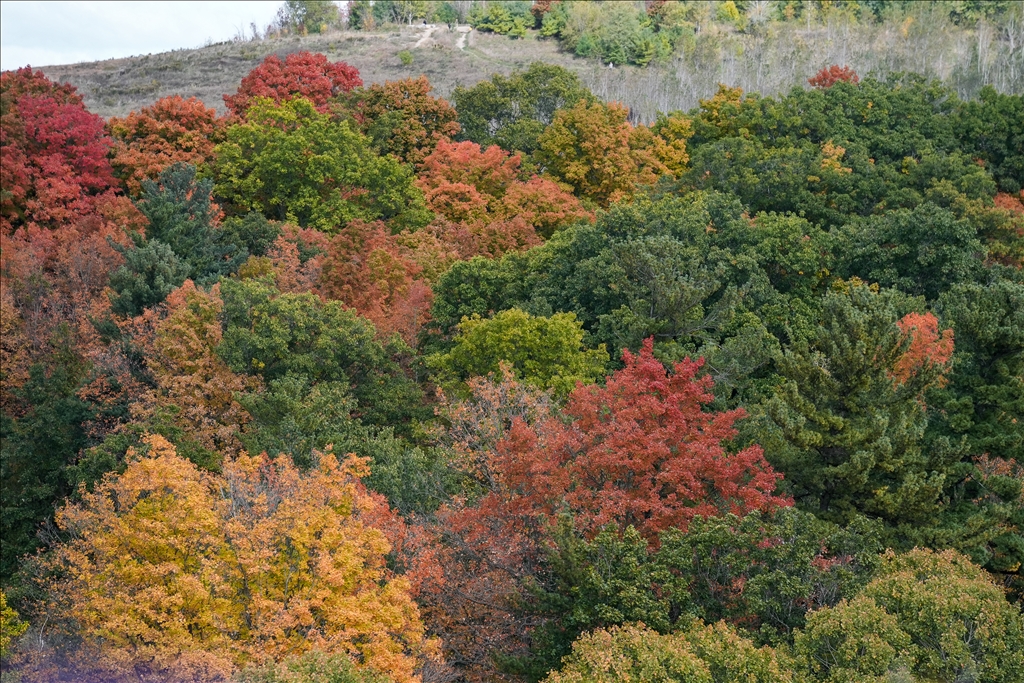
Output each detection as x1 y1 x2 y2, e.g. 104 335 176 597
1 2 1024 681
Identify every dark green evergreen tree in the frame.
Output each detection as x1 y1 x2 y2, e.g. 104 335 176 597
107 236 189 317
137 163 246 284
757 282 966 539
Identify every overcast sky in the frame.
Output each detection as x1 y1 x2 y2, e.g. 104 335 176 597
0 1 288 71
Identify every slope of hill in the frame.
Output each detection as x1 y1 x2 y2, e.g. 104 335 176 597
38 14 1024 122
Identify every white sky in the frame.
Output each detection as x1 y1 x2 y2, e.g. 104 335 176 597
0 1 287 71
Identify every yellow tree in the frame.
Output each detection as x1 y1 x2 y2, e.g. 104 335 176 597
534 100 672 207
40 434 433 682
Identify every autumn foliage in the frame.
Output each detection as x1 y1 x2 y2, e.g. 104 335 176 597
1 67 115 234
141 281 257 460
486 338 789 541
353 76 461 165
417 138 590 250
534 100 673 206
223 51 362 116
419 343 790 676
808 64 860 88
892 311 955 387
2 49 1022 683
107 95 225 195
40 435 431 682
319 220 433 344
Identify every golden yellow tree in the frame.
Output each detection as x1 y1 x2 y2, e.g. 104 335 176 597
534 100 674 207
42 434 432 682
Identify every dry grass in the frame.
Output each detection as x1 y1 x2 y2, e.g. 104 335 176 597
39 27 591 119
38 15 1023 122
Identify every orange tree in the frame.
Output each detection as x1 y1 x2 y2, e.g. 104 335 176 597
107 95 226 195
417 138 590 241
534 100 673 206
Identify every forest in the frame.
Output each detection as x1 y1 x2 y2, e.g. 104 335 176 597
1 2 1023 681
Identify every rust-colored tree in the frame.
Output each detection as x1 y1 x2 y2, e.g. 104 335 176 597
0 194 145 401
417 138 521 200
808 65 860 89
319 220 433 345
415 368 555 680
107 95 226 195
351 76 461 165
138 281 258 463
498 176 593 239
223 51 362 117
417 139 589 251
263 223 331 294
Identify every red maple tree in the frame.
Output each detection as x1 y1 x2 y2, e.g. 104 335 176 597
488 338 790 541
224 51 362 116
1 68 116 234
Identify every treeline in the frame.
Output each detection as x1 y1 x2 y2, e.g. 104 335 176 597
1 47 1023 683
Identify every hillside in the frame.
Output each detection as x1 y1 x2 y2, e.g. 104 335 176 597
3 5 1024 682
40 13 1024 122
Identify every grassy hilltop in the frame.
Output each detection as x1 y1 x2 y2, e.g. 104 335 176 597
40 3 1023 122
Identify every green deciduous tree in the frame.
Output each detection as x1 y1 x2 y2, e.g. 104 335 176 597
428 308 608 397
213 97 429 233
953 85 1024 193
0 330 96 580
218 276 426 430
931 275 1024 461
240 650 389 683
277 0 341 33
235 373 453 515
795 548 1024 683
525 506 879 673
835 202 984 300
453 63 596 156
544 621 790 683
794 594 914 683
426 192 779 389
